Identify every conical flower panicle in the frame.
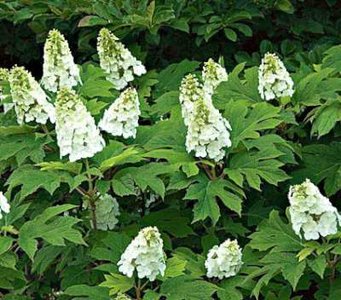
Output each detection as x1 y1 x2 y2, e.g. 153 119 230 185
41 29 81 92
288 179 341 240
97 28 146 90
202 58 228 95
9 66 55 125
118 226 166 281
99 87 140 138
185 98 232 162
179 74 204 126
205 239 243 279
55 88 105 162
258 52 294 101
0 192 10 220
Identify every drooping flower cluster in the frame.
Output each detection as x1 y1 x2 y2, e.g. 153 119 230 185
99 87 140 138
97 28 146 90
258 52 294 101
288 179 341 240
41 29 81 92
9 66 55 125
0 192 10 220
202 58 228 95
185 98 232 161
94 194 120 231
205 239 243 279
55 88 105 162
118 226 166 281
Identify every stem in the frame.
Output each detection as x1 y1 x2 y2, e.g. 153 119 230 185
135 279 142 300
90 201 97 230
84 158 98 230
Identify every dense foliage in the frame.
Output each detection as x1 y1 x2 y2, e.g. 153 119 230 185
0 1 341 299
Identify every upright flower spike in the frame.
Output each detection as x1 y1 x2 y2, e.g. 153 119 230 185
202 58 228 95
99 87 140 138
185 98 232 162
205 239 243 279
97 28 146 90
94 193 120 231
288 179 341 240
55 88 105 162
0 192 10 219
179 74 204 126
118 226 166 281
9 66 55 125
258 52 294 101
41 29 81 92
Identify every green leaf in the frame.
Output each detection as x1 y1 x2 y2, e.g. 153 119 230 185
185 175 244 224
224 28 237 41
164 256 187 278
307 255 327 278
160 276 217 300
215 64 263 105
0 237 13 255
18 204 85 260
100 273 134 296
249 210 303 252
64 284 110 300
6 166 63 200
226 142 290 190
292 142 341 196
223 101 281 148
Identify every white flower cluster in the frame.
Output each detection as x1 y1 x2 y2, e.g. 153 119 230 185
99 87 140 138
97 28 146 90
9 66 55 125
288 179 341 240
118 226 166 281
95 193 120 231
258 52 294 101
41 29 81 92
185 98 232 161
55 88 105 162
0 192 10 219
179 74 203 126
179 60 232 162
202 58 228 95
205 239 243 279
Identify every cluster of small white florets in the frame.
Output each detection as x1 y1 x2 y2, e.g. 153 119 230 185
94 193 120 231
179 74 203 126
179 60 232 162
258 52 294 101
185 98 232 162
205 239 243 279
9 66 55 125
97 28 146 90
41 29 81 92
99 87 140 138
202 58 228 95
55 88 105 162
288 179 341 240
0 192 10 220
118 226 166 281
